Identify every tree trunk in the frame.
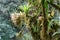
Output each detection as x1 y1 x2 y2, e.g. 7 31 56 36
40 0 48 40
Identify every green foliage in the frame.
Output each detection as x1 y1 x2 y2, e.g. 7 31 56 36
11 0 60 40
18 4 32 14
52 32 60 37
52 32 60 40
32 26 37 32
28 0 42 14
45 1 48 16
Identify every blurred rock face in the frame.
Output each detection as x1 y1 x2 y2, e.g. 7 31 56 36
0 0 28 40
0 0 33 40
0 24 17 40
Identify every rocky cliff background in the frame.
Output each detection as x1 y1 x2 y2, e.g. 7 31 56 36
0 0 32 40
